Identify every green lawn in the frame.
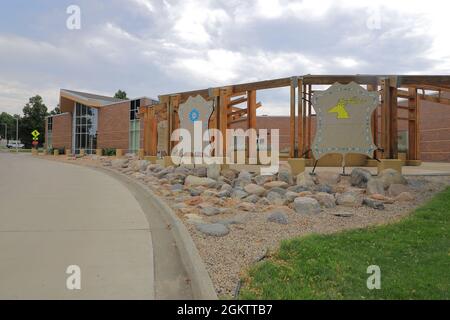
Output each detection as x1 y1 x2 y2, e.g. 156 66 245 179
240 187 450 300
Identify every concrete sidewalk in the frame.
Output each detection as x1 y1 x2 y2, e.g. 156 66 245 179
0 152 154 299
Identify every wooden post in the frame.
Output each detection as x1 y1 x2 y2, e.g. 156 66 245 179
367 84 378 157
297 79 304 156
289 81 296 158
408 88 418 160
169 95 180 152
247 90 257 162
302 84 308 155
389 85 398 159
307 84 312 158
219 88 231 157
381 78 391 159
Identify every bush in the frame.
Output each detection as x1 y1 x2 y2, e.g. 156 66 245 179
103 148 116 156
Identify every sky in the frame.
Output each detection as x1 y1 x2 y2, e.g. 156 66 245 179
0 0 449 116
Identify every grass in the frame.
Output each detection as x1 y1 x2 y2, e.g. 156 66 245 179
240 187 450 300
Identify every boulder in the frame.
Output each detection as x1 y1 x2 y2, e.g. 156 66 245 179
266 191 288 206
285 191 299 202
244 183 266 196
388 184 411 197
293 197 321 214
243 194 260 203
174 166 192 175
370 193 395 204
221 169 237 180
221 184 233 191
171 184 183 192
185 214 204 225
206 164 221 180
315 184 333 194
231 189 249 199
130 160 149 172
366 178 385 196
233 178 252 189
264 181 289 189
254 174 274 186
236 202 256 212
189 188 202 196
378 169 407 189
287 185 310 193
184 175 216 187
267 211 289 225
217 190 232 198
312 192 336 208
277 168 293 185
111 159 128 168
395 192 415 202
238 170 252 182
258 197 271 206
196 223 229 237
156 168 174 179
315 171 341 186
296 172 316 188
201 207 222 216
350 168 372 188
267 187 287 196
192 166 207 177
363 198 385 210
336 192 363 207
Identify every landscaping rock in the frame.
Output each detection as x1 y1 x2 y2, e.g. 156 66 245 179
236 202 256 211
267 187 287 196
233 178 252 189
312 192 336 208
185 196 203 206
174 166 191 175
184 175 216 187
266 191 287 206
231 189 248 199
315 184 333 194
185 214 204 224
267 211 289 225
207 164 221 180
293 197 321 214
395 192 415 202
336 192 362 207
254 174 274 186
287 185 310 193
201 207 221 216
243 194 260 203
350 168 372 188
244 183 266 196
221 169 237 180
264 181 289 189
378 169 407 188
285 191 299 202
315 171 341 186
171 183 183 192
217 190 232 198
196 223 229 237
192 166 207 177
238 170 252 182
370 193 395 204
221 184 233 191
111 159 128 168
277 168 293 185
296 172 316 188
388 184 411 197
363 198 385 210
366 178 385 195
258 197 270 205
131 160 149 172
156 168 174 179
189 188 202 196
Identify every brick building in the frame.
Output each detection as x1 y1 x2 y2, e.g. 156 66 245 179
45 89 157 154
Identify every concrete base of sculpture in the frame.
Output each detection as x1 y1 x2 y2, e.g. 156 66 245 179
116 149 123 158
377 159 403 174
288 158 307 175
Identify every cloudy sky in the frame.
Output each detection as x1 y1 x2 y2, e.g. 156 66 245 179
0 0 449 115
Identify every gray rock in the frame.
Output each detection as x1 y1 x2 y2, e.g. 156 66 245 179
315 171 341 186
264 181 289 189
231 189 248 199
217 190 232 198
192 166 207 177
238 170 252 182
314 184 333 194
244 183 266 196
395 192 415 202
388 184 410 197
277 169 293 185
267 211 289 225
336 192 363 207
285 191 299 202
221 184 233 191
201 207 221 216
131 160 149 172
184 175 216 187
254 174 274 186
293 197 321 214
378 169 407 189
267 191 288 206
243 194 261 203
233 178 252 189
166 173 186 185
207 164 221 180
174 166 192 175
350 168 372 188
171 183 183 191
288 185 310 193
221 169 237 180
156 168 174 179
111 159 128 168
312 192 336 208
217 176 232 185
172 203 187 209
258 197 270 205
236 202 256 211
366 178 385 196
196 223 229 237
189 188 202 196
268 187 287 196
296 172 316 188
363 198 385 210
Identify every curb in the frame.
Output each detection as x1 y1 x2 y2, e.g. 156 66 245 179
100 166 218 300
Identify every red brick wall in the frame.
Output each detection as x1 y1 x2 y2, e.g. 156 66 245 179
97 101 130 151
51 113 72 150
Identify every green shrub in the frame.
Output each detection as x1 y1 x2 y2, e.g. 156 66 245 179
102 148 116 156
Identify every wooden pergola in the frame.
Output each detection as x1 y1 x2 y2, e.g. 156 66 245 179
139 75 450 163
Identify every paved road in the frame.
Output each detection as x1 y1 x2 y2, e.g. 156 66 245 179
0 152 154 299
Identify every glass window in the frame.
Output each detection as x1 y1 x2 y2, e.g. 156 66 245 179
73 103 98 155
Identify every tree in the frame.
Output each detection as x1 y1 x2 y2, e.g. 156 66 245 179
49 105 61 115
114 90 128 99
19 95 48 148
0 112 15 141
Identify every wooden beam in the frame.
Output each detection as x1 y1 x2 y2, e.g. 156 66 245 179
303 75 379 85
419 93 450 106
397 75 450 87
233 77 291 93
389 86 398 159
218 88 231 156
297 79 304 156
381 79 390 159
307 84 312 158
367 84 378 157
247 90 257 161
290 82 296 158
229 96 248 106
408 88 418 160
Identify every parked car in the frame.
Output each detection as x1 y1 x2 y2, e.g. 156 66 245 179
6 142 25 149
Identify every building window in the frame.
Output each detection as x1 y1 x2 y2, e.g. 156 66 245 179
129 100 141 154
47 117 53 150
74 103 98 154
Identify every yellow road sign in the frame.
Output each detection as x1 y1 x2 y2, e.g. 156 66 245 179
32 130 40 141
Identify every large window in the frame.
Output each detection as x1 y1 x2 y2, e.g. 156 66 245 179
47 117 53 150
74 103 98 154
129 100 140 154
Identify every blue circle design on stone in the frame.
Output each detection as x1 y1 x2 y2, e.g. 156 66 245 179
189 108 200 122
